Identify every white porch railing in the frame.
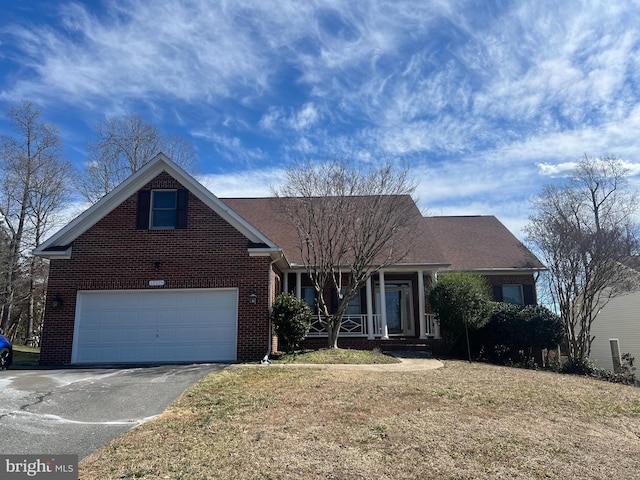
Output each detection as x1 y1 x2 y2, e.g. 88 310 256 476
306 313 439 338
307 314 376 337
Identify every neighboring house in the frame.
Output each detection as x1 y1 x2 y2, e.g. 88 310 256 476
589 259 640 373
34 153 545 365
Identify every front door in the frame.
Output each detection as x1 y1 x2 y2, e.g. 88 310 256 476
376 283 414 336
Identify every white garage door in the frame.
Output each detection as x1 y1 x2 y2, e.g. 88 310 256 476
72 289 238 364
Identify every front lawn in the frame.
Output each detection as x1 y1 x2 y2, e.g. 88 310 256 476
274 347 401 364
11 344 40 365
79 360 640 479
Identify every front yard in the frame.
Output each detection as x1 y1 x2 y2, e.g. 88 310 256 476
79 360 640 479
11 344 40 365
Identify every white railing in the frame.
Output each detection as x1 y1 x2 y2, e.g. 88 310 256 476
307 314 377 337
306 313 440 338
425 313 439 337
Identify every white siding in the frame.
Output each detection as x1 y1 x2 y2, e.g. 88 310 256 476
589 291 640 371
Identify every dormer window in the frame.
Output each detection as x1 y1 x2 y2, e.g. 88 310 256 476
136 189 188 230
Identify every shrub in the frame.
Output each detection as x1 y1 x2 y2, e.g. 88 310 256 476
560 354 636 385
620 352 637 384
428 273 493 358
560 356 599 376
473 303 564 366
519 304 564 350
473 302 522 362
271 293 312 353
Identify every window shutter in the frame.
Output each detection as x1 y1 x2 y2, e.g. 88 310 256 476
523 284 535 305
136 190 151 229
492 286 503 302
176 189 189 229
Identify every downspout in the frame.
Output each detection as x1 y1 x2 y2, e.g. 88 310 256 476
261 253 283 365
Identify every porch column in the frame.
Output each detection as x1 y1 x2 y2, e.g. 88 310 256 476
379 270 389 339
283 272 289 294
296 271 302 298
366 276 374 339
431 272 441 339
418 270 427 339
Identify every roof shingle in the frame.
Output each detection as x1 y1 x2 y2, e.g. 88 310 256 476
222 198 544 271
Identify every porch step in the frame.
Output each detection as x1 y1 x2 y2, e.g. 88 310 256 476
381 341 432 358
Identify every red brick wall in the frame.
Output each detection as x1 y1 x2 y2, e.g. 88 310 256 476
40 173 272 364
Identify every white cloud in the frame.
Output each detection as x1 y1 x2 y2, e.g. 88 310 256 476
293 103 320 131
198 168 284 198
259 103 320 132
536 162 577 177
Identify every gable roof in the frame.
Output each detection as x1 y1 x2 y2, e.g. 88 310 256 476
222 196 450 268
33 153 278 258
222 198 544 272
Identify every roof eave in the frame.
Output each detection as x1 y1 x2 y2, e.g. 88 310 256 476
285 262 452 271
32 246 72 259
446 267 548 274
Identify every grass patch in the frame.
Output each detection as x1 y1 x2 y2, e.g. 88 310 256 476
11 344 40 365
80 361 640 479
274 347 400 364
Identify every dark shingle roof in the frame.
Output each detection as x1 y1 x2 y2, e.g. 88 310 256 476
221 198 544 271
424 216 544 270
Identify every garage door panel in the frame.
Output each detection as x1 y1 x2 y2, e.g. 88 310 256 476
73 289 238 364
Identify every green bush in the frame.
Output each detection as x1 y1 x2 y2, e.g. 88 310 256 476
428 273 493 357
562 353 637 385
560 356 599 376
519 304 565 350
271 293 312 353
473 303 564 365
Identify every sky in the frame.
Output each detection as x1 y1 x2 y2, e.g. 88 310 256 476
1 0 640 239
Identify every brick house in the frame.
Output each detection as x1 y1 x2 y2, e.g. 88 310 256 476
34 153 545 365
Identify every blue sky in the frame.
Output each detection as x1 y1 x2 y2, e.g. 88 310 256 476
1 1 640 238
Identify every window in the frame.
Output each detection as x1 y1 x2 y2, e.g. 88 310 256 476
151 190 177 229
302 287 316 311
344 288 361 315
136 189 188 230
502 285 524 305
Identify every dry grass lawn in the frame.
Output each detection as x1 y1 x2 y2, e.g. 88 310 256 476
80 360 640 479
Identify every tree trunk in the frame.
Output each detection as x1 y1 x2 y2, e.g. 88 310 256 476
327 315 341 349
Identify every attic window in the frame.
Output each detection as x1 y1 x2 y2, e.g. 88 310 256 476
137 189 188 230
151 190 177 229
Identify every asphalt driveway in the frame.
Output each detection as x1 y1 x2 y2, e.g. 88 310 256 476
0 364 224 459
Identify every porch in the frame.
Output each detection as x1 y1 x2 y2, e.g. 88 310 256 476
283 269 443 342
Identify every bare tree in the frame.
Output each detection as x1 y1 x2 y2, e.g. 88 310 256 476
274 158 417 348
525 154 639 366
79 115 197 203
0 101 71 340
25 150 73 341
